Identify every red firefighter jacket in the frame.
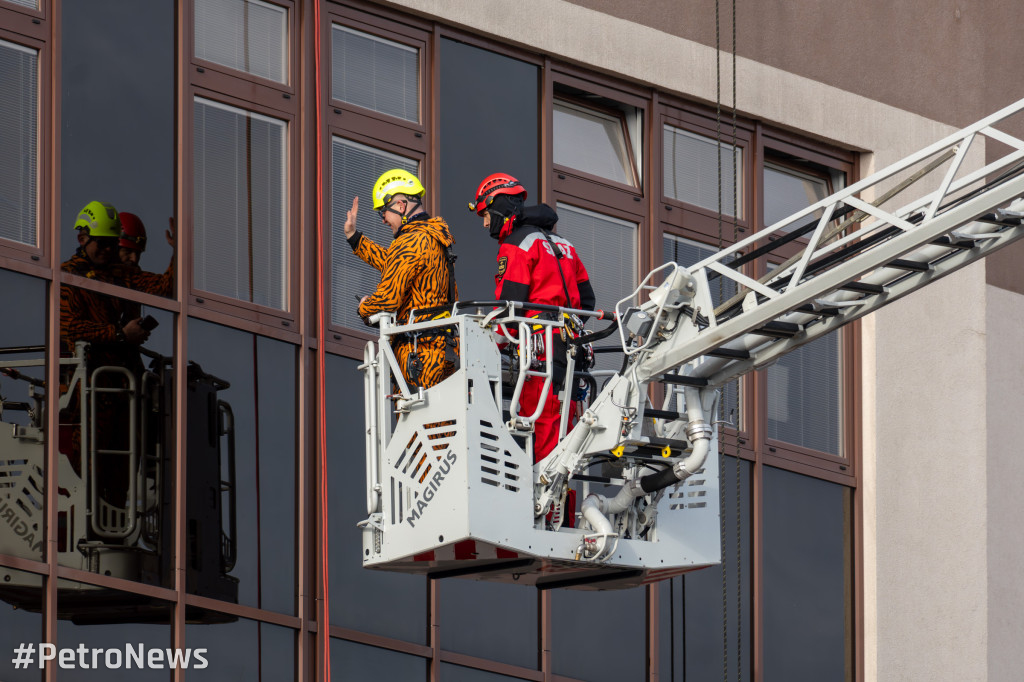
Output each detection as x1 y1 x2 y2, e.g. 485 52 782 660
494 204 596 315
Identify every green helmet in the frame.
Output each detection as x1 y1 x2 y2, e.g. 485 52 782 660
73 201 121 238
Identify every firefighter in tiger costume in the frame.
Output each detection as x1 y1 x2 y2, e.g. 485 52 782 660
343 169 459 389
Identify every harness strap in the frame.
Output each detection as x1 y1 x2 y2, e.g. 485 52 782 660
538 229 574 309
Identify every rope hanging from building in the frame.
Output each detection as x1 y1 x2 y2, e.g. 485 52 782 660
714 0 742 679
313 0 332 677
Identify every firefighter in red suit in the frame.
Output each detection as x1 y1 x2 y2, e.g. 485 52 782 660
468 173 596 465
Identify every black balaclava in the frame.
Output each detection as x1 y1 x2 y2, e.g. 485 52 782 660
486 194 525 240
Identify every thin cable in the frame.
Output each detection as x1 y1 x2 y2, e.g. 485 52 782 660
714 2 729 681
731 2 742 679
313 0 331 677
670 577 676 679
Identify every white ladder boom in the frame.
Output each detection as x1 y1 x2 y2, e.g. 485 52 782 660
537 95 1024 532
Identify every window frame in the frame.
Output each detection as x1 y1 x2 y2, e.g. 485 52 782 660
547 69 647 216
552 197 643 300
189 0 297 98
184 0 299 332
0 0 45 24
757 132 855 258
324 7 430 142
553 94 641 192
324 128 426 353
187 86 299 330
655 229 756 460
753 131 859 480
322 7 431 350
658 109 754 239
0 22 48 267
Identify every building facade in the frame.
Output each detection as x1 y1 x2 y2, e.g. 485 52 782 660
0 0 1021 680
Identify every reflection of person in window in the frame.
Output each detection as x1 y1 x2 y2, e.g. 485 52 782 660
116 212 176 322
469 173 596 463
117 211 175 273
60 201 174 355
342 170 459 390
59 201 174 504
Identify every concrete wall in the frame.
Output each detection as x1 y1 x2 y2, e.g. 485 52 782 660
873 267 990 680
987 286 1024 682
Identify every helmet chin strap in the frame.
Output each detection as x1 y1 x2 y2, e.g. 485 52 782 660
387 197 423 225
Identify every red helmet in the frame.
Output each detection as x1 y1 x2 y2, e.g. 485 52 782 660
118 212 148 252
468 173 526 215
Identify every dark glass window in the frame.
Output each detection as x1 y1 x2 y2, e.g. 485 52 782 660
441 663 522 681
440 580 536 669
663 234 741 429
187 618 294 679
0 269 46 564
330 638 425 680
762 466 852 681
439 38 539 298
193 97 288 310
194 0 288 85
57 283 177 587
552 586 646 681
0 37 37 246
0 566 42 682
659 455 751 681
55 582 172 681
60 1 175 267
326 353 426 643
187 320 296 614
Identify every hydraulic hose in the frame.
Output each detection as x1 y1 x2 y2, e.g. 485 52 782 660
578 387 713 554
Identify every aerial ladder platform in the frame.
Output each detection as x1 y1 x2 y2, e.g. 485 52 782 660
358 97 1024 590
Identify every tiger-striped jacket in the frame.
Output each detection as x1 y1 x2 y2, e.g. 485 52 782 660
60 250 174 362
351 215 457 324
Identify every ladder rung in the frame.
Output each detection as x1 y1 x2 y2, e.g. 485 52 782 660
756 321 802 338
661 375 709 387
976 214 1020 227
706 347 751 360
840 281 886 294
795 304 840 318
886 258 930 272
931 236 975 249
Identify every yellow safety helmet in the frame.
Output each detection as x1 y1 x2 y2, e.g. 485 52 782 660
372 169 425 210
73 200 121 238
